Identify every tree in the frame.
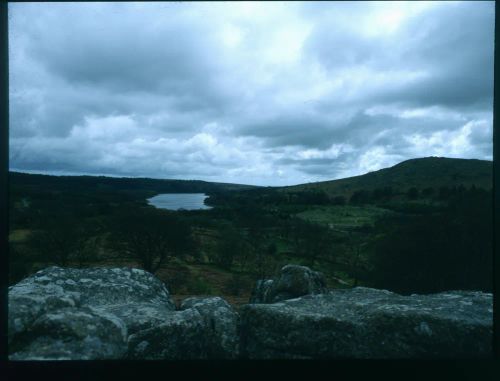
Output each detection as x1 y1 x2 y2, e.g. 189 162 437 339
246 226 268 278
349 190 370 205
421 187 434 198
215 225 247 270
108 209 194 274
9 243 33 285
382 186 393 199
369 188 492 294
253 241 277 280
369 215 444 294
27 217 96 267
73 232 101 268
406 187 419 200
292 220 334 267
332 195 346 205
344 230 370 287
371 188 384 201
438 186 451 200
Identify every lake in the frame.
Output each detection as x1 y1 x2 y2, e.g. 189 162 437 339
147 193 212 211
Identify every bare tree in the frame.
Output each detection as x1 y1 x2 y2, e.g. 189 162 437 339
344 230 369 287
109 209 194 274
27 218 97 267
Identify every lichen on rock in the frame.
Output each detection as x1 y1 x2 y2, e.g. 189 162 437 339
8 266 175 360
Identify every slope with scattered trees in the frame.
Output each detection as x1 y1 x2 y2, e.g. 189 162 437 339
9 157 493 302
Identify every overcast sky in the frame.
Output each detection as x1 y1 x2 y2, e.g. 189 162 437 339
8 1 494 186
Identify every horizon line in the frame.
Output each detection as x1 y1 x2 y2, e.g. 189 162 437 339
8 156 492 188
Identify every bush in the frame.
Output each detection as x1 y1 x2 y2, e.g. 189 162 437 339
164 266 191 294
349 190 371 205
186 277 213 294
421 187 435 198
9 244 32 285
331 196 346 205
406 187 419 200
223 274 252 296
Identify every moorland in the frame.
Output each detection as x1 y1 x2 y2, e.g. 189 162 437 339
8 156 492 306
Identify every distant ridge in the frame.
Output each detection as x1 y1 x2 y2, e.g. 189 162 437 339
9 171 258 194
9 157 492 196
282 157 492 196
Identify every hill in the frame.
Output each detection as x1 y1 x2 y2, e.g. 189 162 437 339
281 157 492 197
9 171 258 197
9 156 492 299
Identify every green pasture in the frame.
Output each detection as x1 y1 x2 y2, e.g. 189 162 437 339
295 205 394 228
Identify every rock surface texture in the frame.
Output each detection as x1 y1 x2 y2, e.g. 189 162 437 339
127 296 240 359
9 266 175 360
8 266 240 360
9 266 493 359
179 297 240 358
241 287 493 359
249 264 328 304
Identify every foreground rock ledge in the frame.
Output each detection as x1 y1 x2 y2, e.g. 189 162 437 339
240 287 493 359
8 266 239 360
8 267 492 359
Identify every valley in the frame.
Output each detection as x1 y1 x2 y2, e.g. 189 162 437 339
8 156 493 305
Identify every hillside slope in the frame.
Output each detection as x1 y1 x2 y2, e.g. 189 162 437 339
9 171 258 196
282 157 492 196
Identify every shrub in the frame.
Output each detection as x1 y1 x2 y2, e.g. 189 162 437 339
164 266 191 294
223 274 252 296
9 244 32 285
186 277 213 294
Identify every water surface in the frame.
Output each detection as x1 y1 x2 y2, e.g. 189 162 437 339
147 193 212 211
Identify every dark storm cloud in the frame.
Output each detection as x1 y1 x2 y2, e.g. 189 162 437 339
10 3 236 137
9 2 494 186
25 6 211 88
277 156 348 177
238 113 342 149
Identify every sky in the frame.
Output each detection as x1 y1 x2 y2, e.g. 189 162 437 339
8 1 494 186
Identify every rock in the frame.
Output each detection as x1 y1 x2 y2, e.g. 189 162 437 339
248 279 274 304
128 296 241 360
8 266 175 360
9 266 240 360
9 266 493 360
240 287 493 358
180 297 240 358
127 296 240 360
249 264 327 304
9 307 128 360
127 308 209 360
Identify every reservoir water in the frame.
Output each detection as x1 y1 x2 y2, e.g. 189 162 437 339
147 193 212 211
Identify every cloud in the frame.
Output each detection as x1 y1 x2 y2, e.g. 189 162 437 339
9 1 493 186
403 119 493 160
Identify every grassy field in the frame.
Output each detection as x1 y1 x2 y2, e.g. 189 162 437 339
295 205 394 229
